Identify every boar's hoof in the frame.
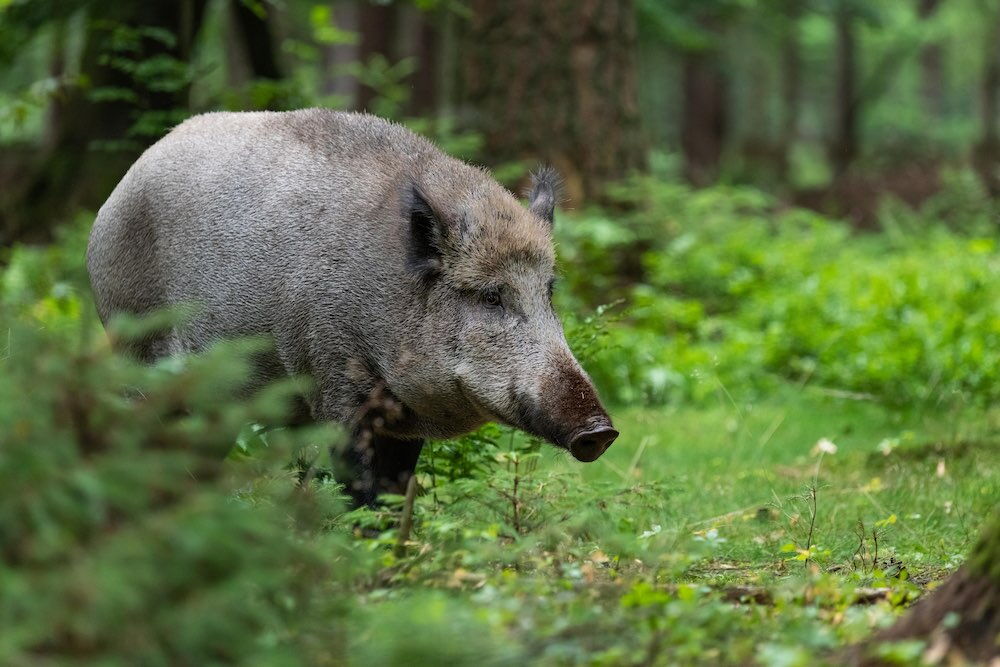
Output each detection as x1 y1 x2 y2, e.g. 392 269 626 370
569 427 619 462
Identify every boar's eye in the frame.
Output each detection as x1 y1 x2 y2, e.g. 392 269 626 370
481 289 503 310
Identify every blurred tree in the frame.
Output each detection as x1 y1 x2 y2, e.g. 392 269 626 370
464 0 645 204
831 0 858 177
231 0 283 81
357 0 400 111
402 5 440 116
677 7 733 187
1 1 208 245
974 8 1000 197
680 30 728 186
223 0 288 110
779 0 803 180
319 2 361 104
637 0 747 187
829 1 945 178
918 0 945 119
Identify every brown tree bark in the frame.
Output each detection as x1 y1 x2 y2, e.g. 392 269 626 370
231 0 283 80
395 4 439 116
357 2 399 112
464 0 645 205
319 1 360 105
831 3 858 178
407 10 440 116
681 47 728 187
779 0 802 180
974 12 1000 197
917 0 944 120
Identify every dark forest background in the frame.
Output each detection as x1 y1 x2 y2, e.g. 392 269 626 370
2 0 999 245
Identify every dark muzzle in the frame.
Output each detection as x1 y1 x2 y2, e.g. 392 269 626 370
568 423 618 462
519 352 619 463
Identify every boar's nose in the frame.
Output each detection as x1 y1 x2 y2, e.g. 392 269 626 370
568 426 619 462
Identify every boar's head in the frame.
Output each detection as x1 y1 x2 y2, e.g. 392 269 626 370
391 166 617 463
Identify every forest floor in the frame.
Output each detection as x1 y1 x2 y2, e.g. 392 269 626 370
586 387 996 576
347 387 999 664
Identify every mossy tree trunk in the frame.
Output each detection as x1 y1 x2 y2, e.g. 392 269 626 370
857 510 1000 664
464 0 645 205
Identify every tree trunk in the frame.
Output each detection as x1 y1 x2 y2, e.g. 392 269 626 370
831 3 858 178
41 18 69 153
464 0 645 205
231 0 282 80
974 12 1000 197
406 10 440 117
319 1 360 106
1 2 209 245
680 44 727 187
438 5 459 117
779 1 802 180
917 0 944 120
357 2 399 112
851 511 1000 664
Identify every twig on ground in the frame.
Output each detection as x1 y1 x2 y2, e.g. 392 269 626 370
811 386 877 401
394 474 418 558
804 484 818 568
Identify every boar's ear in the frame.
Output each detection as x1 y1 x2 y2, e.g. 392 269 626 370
527 166 561 226
405 182 447 282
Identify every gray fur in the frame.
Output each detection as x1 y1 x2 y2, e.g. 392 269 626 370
88 109 616 461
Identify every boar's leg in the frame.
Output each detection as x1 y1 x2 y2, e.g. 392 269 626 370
338 430 424 508
373 435 424 496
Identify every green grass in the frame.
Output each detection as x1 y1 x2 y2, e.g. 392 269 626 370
355 389 999 664
576 389 997 571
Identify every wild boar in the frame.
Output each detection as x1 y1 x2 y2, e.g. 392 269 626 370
87 109 618 505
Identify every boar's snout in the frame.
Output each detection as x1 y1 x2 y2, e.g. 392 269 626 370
513 351 618 463
568 422 619 462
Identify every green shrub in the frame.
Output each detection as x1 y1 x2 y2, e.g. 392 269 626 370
558 178 1000 409
0 316 350 665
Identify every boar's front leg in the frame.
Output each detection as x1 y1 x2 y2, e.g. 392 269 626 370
373 434 424 497
339 431 424 508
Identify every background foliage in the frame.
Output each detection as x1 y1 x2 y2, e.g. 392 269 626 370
1 0 999 664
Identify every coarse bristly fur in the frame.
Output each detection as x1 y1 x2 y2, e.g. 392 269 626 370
87 109 617 504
